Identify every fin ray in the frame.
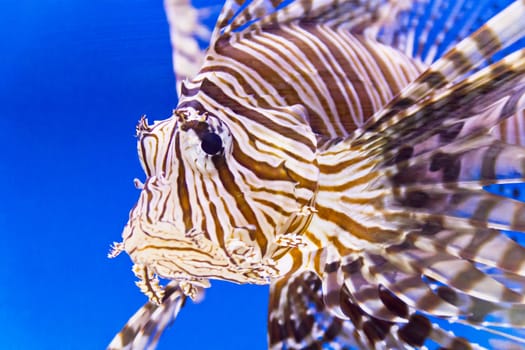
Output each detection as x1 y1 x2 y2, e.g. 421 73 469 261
355 0 525 140
107 282 186 350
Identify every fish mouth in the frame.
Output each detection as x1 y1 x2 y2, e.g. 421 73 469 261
123 219 225 267
121 218 263 285
117 219 220 302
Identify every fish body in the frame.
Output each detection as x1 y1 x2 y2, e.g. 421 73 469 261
123 22 426 288
109 0 525 349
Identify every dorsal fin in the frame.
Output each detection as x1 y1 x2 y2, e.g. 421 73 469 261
353 0 525 143
164 0 217 94
166 0 523 96
209 0 520 64
212 0 286 37
383 0 518 64
209 0 420 44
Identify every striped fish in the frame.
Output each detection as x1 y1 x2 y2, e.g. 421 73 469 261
108 0 525 349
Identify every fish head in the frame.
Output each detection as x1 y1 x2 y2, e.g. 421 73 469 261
119 105 319 299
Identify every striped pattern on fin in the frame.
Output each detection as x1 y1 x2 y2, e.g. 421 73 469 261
370 135 525 189
268 271 482 349
381 187 525 234
371 49 525 151
343 269 407 323
361 49 525 156
353 49 525 191
210 0 283 41
268 271 353 350
355 0 525 140
164 0 214 91
408 228 525 280
268 271 404 350
200 23 425 138
257 0 415 34
310 186 525 345
490 109 525 146
211 0 419 41
362 255 466 317
435 284 525 329
309 238 525 347
390 0 517 64
107 282 186 350
386 247 525 304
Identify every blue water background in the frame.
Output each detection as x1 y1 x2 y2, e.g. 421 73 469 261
1 1 267 349
0 1 523 349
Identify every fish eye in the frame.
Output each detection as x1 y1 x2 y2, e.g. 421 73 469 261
201 132 223 155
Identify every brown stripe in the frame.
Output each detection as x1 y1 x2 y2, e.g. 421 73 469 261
199 64 273 108
177 99 207 114
379 287 409 318
195 171 217 243
398 314 432 347
231 137 305 185
357 36 398 97
140 133 158 177
199 78 315 152
341 194 383 209
321 319 343 342
211 34 317 123
363 319 390 343
251 197 293 218
316 205 398 242
304 229 322 249
480 141 505 180
474 26 502 59
499 239 525 273
318 154 368 173
161 121 178 176
143 186 154 224
512 204 525 231
303 25 357 132
156 185 170 223
469 197 497 228
446 48 471 71
175 133 193 231
138 245 215 259
212 155 268 254
180 81 202 97
319 170 379 192
419 70 447 88
264 24 343 134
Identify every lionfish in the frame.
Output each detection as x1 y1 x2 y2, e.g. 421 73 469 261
108 0 525 348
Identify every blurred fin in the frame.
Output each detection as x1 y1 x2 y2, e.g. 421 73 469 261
164 0 215 93
107 282 186 350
